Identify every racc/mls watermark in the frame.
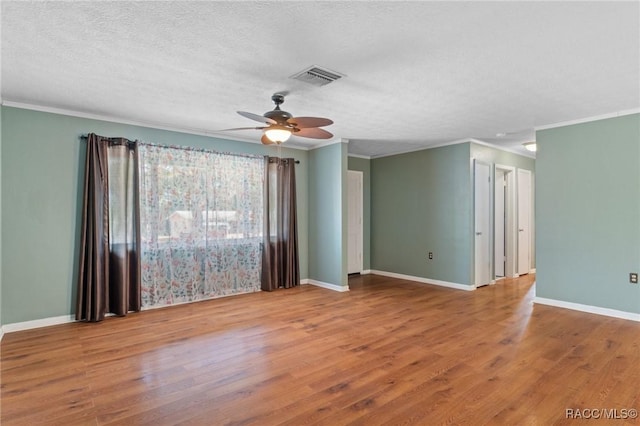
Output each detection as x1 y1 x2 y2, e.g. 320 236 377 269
566 408 638 420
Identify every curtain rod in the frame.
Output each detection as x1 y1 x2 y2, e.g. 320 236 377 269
269 158 301 164
80 134 300 163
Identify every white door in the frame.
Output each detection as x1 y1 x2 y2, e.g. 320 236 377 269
474 161 491 287
494 169 506 278
517 169 532 275
347 170 363 274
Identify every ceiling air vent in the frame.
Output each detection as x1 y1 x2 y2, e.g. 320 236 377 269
290 66 344 87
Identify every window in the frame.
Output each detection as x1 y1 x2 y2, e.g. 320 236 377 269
137 144 264 307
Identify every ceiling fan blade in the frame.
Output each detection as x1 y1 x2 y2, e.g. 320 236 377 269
238 111 277 125
218 126 267 131
288 117 333 128
261 134 276 145
294 127 333 139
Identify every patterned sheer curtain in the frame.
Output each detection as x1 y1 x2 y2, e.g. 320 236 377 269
137 144 264 308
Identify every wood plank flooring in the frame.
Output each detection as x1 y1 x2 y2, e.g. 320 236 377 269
1 274 639 425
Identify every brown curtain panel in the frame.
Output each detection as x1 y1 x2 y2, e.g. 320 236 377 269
262 157 300 291
76 133 141 322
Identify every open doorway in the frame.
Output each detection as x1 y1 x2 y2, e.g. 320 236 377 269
517 169 533 275
494 165 517 279
347 170 364 274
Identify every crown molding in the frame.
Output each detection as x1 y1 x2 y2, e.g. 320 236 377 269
0 100 314 151
369 143 451 159
368 137 480 159
535 108 640 131
467 138 536 159
6 100 636 158
347 153 371 159
369 137 534 160
309 138 348 150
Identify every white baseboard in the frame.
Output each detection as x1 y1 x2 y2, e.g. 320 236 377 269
2 314 76 333
530 268 537 274
0 281 331 334
0 272 470 334
0 282 308 334
370 270 475 291
534 297 640 322
307 279 350 292
347 270 371 276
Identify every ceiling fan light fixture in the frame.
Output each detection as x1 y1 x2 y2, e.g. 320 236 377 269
264 127 292 143
231 94 332 145
523 142 537 152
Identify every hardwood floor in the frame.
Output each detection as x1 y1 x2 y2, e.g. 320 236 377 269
1 274 638 425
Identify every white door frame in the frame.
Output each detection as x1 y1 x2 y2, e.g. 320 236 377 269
495 164 518 278
494 168 506 278
347 170 364 274
517 168 533 275
474 160 492 287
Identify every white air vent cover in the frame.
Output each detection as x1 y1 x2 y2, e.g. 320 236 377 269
290 66 344 87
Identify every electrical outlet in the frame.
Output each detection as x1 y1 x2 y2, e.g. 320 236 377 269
428 252 433 260
630 273 638 284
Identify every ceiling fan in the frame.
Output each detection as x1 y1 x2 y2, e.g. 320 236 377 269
222 94 333 145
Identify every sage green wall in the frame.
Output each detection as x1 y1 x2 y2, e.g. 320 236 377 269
341 144 348 285
0 105 3 330
1 106 309 324
308 142 348 287
371 143 473 285
370 142 535 286
347 156 371 271
536 114 640 314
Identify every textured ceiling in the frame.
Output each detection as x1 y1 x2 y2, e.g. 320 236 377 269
2 1 639 158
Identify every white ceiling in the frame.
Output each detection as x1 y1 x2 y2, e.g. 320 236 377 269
2 1 639 158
